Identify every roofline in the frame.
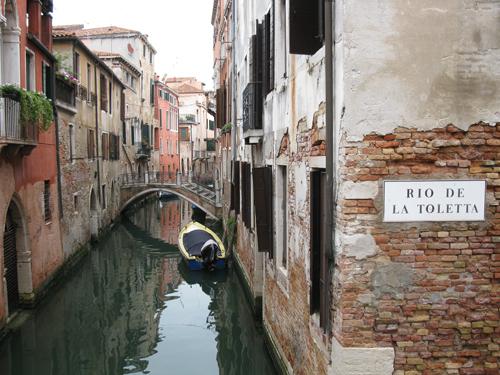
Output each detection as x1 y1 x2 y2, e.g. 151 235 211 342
155 80 179 97
75 30 157 54
53 36 125 88
98 54 141 76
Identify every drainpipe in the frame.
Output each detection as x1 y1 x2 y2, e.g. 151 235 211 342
94 59 102 204
324 0 336 333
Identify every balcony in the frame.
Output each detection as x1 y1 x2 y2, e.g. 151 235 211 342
179 114 197 125
242 82 263 144
136 145 151 160
0 95 38 155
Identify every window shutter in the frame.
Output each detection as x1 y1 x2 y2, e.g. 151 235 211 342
262 15 269 96
289 0 324 55
269 3 275 92
253 166 274 255
241 162 252 227
234 161 240 215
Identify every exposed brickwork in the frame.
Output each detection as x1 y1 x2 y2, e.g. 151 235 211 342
335 123 500 374
263 108 329 375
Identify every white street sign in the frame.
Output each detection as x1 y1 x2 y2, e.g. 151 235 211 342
384 180 486 222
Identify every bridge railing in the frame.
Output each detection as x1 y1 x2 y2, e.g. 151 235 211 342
120 172 177 186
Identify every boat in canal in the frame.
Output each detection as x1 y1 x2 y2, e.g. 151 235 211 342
178 221 227 271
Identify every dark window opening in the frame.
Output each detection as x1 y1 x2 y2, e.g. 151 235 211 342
253 166 274 257
310 170 329 331
44 180 51 222
289 0 325 55
100 74 108 112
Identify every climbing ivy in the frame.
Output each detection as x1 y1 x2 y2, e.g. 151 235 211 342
0 85 54 131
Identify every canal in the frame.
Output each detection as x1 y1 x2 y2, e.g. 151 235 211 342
0 197 277 375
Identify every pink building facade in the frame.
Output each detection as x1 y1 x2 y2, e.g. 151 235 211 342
155 80 179 181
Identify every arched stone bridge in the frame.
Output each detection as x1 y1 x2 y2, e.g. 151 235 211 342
120 173 222 219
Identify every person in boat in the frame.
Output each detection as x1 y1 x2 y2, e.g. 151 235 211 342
200 239 218 270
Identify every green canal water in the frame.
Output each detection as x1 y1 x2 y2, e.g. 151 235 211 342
0 198 277 375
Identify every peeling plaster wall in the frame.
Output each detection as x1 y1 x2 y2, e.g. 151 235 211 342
341 0 500 138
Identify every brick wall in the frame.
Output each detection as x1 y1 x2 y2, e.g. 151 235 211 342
335 123 500 374
263 112 329 375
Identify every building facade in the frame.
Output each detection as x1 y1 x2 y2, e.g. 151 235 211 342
155 80 179 181
166 77 216 186
54 25 159 175
0 0 64 329
223 1 500 374
212 0 234 220
53 33 125 255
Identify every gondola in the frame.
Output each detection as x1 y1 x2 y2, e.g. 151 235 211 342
178 221 227 271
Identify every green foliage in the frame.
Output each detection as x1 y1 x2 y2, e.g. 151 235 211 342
0 85 54 131
221 122 232 134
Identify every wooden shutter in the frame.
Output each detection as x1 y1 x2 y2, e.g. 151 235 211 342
289 0 324 55
120 91 126 120
253 166 273 255
270 1 275 91
242 162 252 227
262 15 269 96
234 161 240 215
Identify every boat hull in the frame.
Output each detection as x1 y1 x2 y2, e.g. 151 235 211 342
185 258 226 271
178 221 228 271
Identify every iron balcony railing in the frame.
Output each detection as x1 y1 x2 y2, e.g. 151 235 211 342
242 82 262 132
136 145 152 160
0 95 38 144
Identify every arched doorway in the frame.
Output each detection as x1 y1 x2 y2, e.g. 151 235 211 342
3 197 31 317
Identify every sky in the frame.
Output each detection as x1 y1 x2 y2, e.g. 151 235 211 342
53 0 215 89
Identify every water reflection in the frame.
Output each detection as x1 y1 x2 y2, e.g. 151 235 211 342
0 197 276 375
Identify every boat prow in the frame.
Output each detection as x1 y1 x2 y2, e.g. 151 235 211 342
178 221 227 271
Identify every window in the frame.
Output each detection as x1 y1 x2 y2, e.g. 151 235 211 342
100 74 108 112
122 121 127 145
69 124 75 162
289 0 324 55
87 129 95 159
154 128 159 150
108 80 112 114
166 110 170 129
159 109 163 128
180 127 189 141
262 8 275 95
253 166 274 255
276 165 287 269
131 124 135 145
87 63 92 101
42 62 52 98
73 194 79 213
26 49 35 91
150 79 155 105
160 139 163 155
74 51 80 77
44 180 51 222
101 185 106 209
143 44 146 57
310 170 329 331
150 50 153 64
101 133 109 160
